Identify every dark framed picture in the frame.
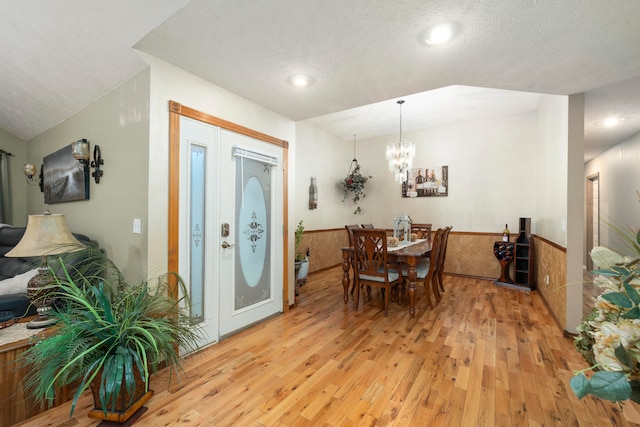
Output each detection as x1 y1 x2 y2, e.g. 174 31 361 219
43 145 90 204
402 165 448 197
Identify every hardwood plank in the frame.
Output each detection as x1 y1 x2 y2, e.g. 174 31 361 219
11 268 640 427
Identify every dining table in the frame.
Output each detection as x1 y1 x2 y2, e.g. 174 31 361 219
340 238 433 317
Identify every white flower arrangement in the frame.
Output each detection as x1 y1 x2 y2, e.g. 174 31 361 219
572 245 640 402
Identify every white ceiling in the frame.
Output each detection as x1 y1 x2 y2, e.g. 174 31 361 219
2 1 640 162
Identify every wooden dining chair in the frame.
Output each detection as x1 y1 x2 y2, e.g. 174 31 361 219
361 223 375 229
436 226 452 294
400 227 444 309
345 224 360 294
411 223 432 241
345 224 360 247
351 228 401 317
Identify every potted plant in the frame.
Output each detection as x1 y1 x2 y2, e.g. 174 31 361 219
294 221 309 288
19 251 202 423
341 159 372 215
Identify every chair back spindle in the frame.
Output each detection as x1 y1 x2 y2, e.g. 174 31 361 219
411 223 432 241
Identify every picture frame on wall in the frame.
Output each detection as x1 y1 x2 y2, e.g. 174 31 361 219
402 165 448 198
43 145 90 204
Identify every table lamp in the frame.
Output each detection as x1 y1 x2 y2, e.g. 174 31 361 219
6 212 85 329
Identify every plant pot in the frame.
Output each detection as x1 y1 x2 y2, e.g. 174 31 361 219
296 259 309 287
87 368 154 425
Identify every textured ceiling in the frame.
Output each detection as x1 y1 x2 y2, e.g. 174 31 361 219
2 0 640 162
0 0 190 141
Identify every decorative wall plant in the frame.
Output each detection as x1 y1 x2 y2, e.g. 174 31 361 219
341 159 371 215
340 135 371 215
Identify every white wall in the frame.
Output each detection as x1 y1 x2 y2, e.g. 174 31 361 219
294 122 353 229
585 130 640 254
143 54 296 299
297 111 541 233
535 96 569 246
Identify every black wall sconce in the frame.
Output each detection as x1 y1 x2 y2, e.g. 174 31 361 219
91 145 103 184
71 138 104 184
23 163 43 192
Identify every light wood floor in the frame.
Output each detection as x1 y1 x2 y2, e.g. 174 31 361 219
15 268 640 426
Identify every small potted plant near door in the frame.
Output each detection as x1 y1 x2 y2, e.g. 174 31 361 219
19 251 202 424
294 221 309 290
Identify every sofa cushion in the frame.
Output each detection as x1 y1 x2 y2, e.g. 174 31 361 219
0 269 37 296
0 294 36 318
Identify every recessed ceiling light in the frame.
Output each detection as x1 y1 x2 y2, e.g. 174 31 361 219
288 75 313 87
423 23 458 45
603 116 621 127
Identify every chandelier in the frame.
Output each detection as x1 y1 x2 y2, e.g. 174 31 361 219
385 100 415 183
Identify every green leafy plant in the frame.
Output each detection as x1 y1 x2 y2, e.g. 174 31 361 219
341 160 372 215
295 220 306 261
571 234 640 402
19 251 202 416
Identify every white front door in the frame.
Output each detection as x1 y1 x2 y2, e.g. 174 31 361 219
179 117 219 346
179 117 283 344
218 129 283 337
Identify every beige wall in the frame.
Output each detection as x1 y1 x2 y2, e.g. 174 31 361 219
565 94 585 331
25 70 150 281
0 128 28 225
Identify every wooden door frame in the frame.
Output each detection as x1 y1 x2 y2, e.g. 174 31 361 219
586 172 599 271
168 100 290 310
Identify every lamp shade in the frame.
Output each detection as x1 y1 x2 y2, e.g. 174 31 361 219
71 139 90 161
5 213 85 257
24 163 37 178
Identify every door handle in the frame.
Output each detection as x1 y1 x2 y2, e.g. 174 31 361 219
221 241 234 249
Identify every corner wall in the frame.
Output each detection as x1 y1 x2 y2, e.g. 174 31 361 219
25 70 151 281
585 131 640 254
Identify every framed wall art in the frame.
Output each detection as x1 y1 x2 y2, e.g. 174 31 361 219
402 165 448 198
43 145 90 204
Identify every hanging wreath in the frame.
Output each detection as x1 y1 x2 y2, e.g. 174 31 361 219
342 159 372 215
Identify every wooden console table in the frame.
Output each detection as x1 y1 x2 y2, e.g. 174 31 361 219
0 318 73 427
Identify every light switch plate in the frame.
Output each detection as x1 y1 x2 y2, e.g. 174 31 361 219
133 218 142 234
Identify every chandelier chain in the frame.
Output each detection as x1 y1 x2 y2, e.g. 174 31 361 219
398 100 404 143
385 99 414 184
353 134 356 160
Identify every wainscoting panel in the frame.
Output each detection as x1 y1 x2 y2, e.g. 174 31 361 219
300 228 570 331
302 229 505 279
298 228 348 274
533 236 567 329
